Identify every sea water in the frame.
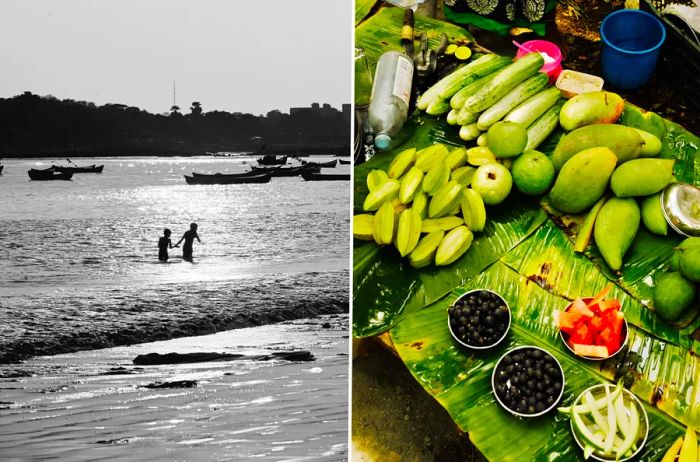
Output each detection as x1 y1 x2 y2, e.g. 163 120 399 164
0 156 349 363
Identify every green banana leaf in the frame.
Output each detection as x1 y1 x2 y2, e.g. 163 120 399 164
355 0 377 26
389 261 697 460
501 220 700 353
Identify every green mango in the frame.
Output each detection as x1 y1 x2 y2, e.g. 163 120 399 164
594 197 640 272
559 91 624 131
640 193 668 236
653 271 696 322
631 127 662 157
549 147 617 214
552 124 644 170
610 158 675 197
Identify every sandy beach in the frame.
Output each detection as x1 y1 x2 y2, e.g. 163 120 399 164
0 314 348 461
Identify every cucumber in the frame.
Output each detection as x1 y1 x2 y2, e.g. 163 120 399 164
459 123 481 142
524 99 564 151
450 70 501 110
476 133 488 147
437 54 511 99
426 98 451 116
504 86 562 127
446 109 459 126
476 72 549 131
461 52 545 114
417 54 510 110
456 107 481 126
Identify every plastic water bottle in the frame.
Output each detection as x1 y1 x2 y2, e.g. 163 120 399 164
368 50 414 151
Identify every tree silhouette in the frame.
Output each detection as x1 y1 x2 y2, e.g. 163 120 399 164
190 102 202 117
170 105 181 117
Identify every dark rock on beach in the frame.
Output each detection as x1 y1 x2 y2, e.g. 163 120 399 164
133 350 315 365
141 380 198 389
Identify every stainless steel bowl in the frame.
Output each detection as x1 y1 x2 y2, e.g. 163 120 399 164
661 182 700 237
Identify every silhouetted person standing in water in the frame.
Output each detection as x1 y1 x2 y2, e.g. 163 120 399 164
158 228 177 262
175 223 201 261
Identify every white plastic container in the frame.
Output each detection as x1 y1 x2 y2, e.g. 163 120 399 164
368 51 414 151
555 69 605 99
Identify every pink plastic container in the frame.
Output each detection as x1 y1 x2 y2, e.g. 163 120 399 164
515 40 563 83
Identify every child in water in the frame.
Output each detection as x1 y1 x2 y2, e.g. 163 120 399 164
175 223 201 262
158 228 177 261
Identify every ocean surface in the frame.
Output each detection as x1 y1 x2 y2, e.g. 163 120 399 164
0 156 350 364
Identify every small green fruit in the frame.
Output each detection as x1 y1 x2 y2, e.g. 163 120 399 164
679 245 700 283
653 271 696 321
511 150 555 196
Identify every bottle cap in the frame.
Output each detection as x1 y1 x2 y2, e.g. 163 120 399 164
374 133 391 150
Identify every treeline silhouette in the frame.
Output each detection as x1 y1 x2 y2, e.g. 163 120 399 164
0 92 350 157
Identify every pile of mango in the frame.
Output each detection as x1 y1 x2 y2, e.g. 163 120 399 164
353 144 488 268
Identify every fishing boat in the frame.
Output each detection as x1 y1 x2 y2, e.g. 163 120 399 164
338 159 351 165
251 165 320 177
184 173 271 185
191 170 261 178
28 168 74 181
301 159 338 168
0 165 3 175
51 164 104 174
301 171 351 181
256 155 288 165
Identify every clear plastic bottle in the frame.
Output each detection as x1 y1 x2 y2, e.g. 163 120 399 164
368 50 414 151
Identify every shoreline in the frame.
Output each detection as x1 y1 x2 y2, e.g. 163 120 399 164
0 294 348 366
0 148 351 159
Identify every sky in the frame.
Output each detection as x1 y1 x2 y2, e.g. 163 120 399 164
0 0 352 116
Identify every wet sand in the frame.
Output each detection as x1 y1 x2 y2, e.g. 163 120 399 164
0 315 348 461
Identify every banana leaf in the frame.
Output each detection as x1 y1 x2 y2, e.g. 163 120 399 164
501 219 700 353
389 261 696 460
355 0 377 26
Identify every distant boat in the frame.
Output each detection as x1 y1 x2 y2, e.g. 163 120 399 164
28 168 73 181
338 159 351 165
251 165 320 177
301 159 337 168
0 165 3 175
191 170 261 178
51 164 104 174
301 171 350 181
256 155 288 165
184 173 271 185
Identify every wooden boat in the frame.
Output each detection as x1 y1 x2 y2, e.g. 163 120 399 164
251 165 320 177
338 159 351 165
301 171 351 181
191 170 261 178
28 168 73 181
51 164 104 174
256 155 288 165
301 159 338 168
184 173 271 185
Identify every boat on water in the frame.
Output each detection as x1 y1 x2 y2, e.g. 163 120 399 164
301 171 351 181
184 173 271 185
28 168 74 181
300 159 338 168
50 164 104 174
256 155 288 165
251 165 320 177
191 170 261 178
338 159 351 165
0 165 3 175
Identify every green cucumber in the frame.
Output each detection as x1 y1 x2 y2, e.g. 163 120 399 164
426 98 451 116
504 86 562 127
446 109 459 126
456 107 481 126
459 123 481 142
417 54 510 110
450 71 500 110
461 52 545 114
476 72 549 131
524 99 564 151
437 54 511 99
476 133 488 147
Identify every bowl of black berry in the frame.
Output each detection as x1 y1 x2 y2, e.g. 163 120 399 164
491 346 565 418
447 289 511 350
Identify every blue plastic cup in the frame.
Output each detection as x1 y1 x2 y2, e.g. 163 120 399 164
600 9 666 90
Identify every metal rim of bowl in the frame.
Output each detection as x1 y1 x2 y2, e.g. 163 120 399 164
660 183 700 238
569 384 649 462
491 345 566 418
447 288 511 351
558 297 629 362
